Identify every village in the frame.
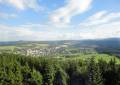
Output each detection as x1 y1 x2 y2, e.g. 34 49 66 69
14 45 69 56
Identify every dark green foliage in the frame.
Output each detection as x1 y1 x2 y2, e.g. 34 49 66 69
0 53 120 85
30 69 43 85
41 60 55 85
87 57 103 85
0 53 43 85
103 58 120 85
53 67 68 85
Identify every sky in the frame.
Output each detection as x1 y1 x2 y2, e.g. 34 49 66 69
0 0 120 41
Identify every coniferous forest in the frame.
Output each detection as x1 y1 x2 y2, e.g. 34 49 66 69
0 53 120 85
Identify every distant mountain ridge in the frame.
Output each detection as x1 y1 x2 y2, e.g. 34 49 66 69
72 38 120 48
0 38 120 56
0 38 120 47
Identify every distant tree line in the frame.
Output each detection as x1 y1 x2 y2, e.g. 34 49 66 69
0 53 120 85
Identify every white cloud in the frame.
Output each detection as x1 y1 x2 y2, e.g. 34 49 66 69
50 0 92 24
0 23 88 41
0 21 120 41
0 12 17 19
80 11 120 27
87 11 107 21
0 0 43 11
79 22 120 39
0 15 120 41
0 24 77 41
78 11 120 39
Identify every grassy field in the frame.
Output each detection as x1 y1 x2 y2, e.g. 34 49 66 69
0 44 120 64
0 46 16 50
16 43 49 48
34 44 49 48
55 53 120 64
0 43 49 50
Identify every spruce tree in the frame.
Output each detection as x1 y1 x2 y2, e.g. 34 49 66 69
30 69 43 85
88 57 103 85
53 67 68 85
42 60 55 85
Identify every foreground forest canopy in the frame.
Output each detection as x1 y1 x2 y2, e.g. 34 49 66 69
0 53 120 85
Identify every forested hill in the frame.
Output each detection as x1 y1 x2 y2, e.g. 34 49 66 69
74 38 120 48
0 38 120 56
0 38 120 47
0 53 120 85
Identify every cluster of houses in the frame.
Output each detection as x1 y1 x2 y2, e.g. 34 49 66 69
0 45 98 56
14 45 68 56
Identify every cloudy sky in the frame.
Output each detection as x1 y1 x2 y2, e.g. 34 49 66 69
0 0 120 41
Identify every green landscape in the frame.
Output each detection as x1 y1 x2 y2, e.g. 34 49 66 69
0 0 120 85
0 53 120 85
0 40 120 85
